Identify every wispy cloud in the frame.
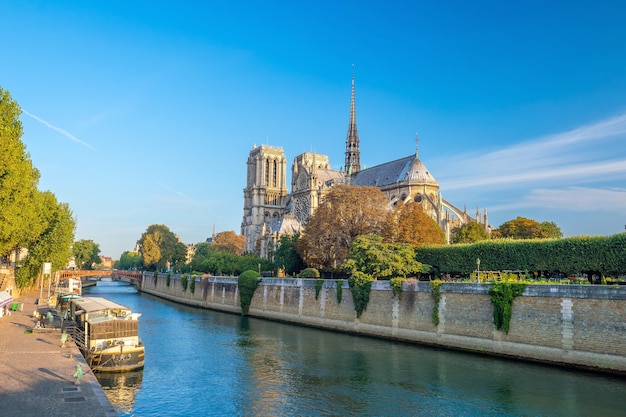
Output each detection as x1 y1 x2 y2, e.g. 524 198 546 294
489 187 626 212
159 184 196 203
22 110 96 150
439 112 626 191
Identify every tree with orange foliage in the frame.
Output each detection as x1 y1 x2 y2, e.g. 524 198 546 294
297 185 388 271
383 203 445 246
212 231 247 255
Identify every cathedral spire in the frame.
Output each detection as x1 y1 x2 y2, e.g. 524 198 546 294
345 65 360 174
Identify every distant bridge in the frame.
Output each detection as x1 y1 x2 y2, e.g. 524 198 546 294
58 269 143 285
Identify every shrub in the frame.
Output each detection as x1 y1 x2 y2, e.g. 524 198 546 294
300 268 320 278
238 270 261 316
181 274 189 291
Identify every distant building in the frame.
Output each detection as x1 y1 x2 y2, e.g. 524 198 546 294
242 75 489 258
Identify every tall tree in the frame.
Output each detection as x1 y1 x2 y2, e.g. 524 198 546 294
0 87 42 258
297 185 389 270
212 231 246 255
540 221 563 239
383 203 445 246
72 239 101 270
451 221 491 244
138 224 178 271
15 192 75 288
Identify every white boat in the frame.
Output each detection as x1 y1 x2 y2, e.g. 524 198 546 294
69 297 145 372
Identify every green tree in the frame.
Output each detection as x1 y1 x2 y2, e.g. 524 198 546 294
297 185 389 271
116 251 143 270
494 217 562 240
72 239 101 270
540 221 563 239
273 233 305 276
15 193 75 288
451 221 491 244
342 234 424 280
0 87 42 258
137 224 178 271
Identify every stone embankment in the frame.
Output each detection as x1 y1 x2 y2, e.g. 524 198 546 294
0 290 116 417
141 274 626 375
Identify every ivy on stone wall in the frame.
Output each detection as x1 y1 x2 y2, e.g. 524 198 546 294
390 277 405 299
489 282 528 333
190 275 196 294
238 270 261 316
153 272 158 287
166 273 171 287
315 278 323 300
336 279 343 304
430 280 443 326
181 274 189 291
348 271 373 318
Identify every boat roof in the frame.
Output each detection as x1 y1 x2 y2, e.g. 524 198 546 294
72 297 130 312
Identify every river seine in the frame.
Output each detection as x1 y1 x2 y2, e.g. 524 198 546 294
85 281 626 417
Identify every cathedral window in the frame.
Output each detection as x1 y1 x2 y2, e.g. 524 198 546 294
265 160 270 186
273 160 277 187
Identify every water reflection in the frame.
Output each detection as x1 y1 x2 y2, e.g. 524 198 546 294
97 371 143 414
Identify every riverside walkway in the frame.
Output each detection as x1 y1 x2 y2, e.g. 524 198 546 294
0 291 117 417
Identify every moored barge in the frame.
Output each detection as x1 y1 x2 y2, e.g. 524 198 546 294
69 297 145 372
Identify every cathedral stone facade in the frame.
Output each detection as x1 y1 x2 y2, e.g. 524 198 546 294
241 76 489 258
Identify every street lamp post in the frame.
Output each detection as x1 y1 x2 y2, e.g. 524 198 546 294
476 258 481 282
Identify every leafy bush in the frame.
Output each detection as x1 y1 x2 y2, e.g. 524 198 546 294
181 273 189 291
300 267 320 278
238 270 261 316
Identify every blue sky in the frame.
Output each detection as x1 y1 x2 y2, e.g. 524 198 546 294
3 1 626 258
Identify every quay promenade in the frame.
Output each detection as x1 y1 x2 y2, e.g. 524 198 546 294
0 291 117 417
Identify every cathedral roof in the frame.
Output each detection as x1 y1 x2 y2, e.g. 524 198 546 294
351 154 439 188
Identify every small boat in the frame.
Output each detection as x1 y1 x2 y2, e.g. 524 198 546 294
69 297 145 372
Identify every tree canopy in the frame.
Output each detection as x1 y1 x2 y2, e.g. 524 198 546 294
272 233 305 277
297 185 389 271
72 239 101 269
493 216 562 239
138 224 180 271
212 231 246 255
451 221 491 244
343 234 425 280
383 202 446 246
1 87 76 288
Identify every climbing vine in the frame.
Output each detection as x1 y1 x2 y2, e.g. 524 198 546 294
390 277 405 299
166 273 171 287
153 272 158 286
189 275 196 294
336 279 343 304
315 278 324 300
348 271 374 318
488 282 528 333
430 280 443 326
181 273 189 291
238 270 261 316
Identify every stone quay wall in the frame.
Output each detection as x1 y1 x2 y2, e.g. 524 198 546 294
140 273 626 374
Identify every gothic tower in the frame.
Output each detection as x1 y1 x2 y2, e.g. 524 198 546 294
344 68 360 174
241 145 288 253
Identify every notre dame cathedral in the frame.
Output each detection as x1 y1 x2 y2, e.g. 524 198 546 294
241 75 489 258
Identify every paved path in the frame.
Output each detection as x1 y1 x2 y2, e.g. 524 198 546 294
0 291 118 417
